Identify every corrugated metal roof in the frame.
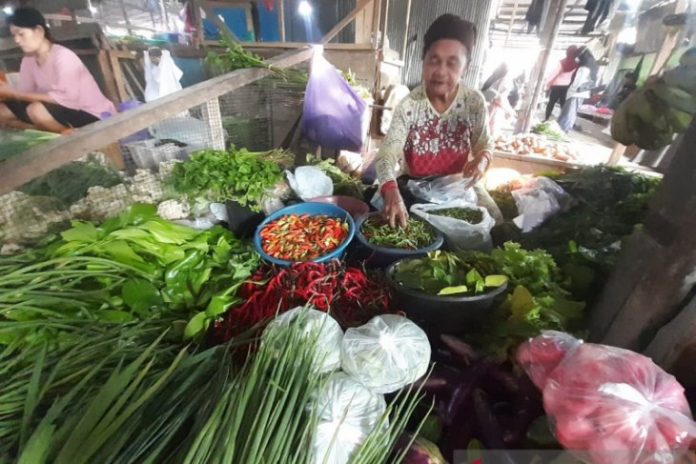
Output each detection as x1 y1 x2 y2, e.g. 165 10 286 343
386 0 497 88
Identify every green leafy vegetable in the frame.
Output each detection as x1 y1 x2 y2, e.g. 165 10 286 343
431 207 483 224
393 251 508 296
306 154 365 198
170 147 287 212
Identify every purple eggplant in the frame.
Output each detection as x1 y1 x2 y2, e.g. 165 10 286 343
472 389 520 464
503 376 544 447
441 361 492 427
440 334 479 366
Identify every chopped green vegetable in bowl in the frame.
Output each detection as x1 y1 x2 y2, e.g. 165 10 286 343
430 207 484 224
393 251 508 297
360 216 437 250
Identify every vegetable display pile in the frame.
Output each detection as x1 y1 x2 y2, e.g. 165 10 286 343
0 204 259 346
170 147 287 211
306 154 365 198
493 167 660 301
0 129 58 162
260 214 349 261
493 133 578 162
361 217 436 250
530 121 569 143
430 207 483 224
393 251 508 296
213 261 393 340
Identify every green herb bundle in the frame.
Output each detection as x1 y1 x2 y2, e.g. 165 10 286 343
393 251 508 296
431 207 483 224
0 204 259 347
361 217 436 250
306 154 364 198
170 147 286 212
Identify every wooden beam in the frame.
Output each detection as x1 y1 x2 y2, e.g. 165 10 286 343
0 48 313 194
371 0 382 50
321 0 372 45
504 0 520 47
109 51 129 102
278 0 286 42
355 0 374 44
97 50 120 104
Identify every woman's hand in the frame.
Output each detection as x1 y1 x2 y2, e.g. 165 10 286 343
463 152 491 188
0 85 17 99
383 188 408 229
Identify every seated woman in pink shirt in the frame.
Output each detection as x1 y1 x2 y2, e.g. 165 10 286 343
0 8 115 133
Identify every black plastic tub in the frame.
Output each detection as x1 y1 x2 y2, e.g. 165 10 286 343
353 212 444 268
225 200 264 239
386 259 509 333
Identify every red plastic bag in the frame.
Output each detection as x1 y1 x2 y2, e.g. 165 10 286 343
517 331 696 464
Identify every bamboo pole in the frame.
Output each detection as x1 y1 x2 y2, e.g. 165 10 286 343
401 0 412 60
279 0 286 42
515 0 569 133
118 0 134 35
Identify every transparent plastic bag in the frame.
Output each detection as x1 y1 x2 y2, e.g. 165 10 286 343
341 315 430 394
264 307 343 374
406 174 478 205
313 372 386 464
510 177 570 233
286 166 333 201
517 331 696 464
410 200 495 251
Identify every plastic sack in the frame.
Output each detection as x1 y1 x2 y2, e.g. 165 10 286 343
341 315 430 394
301 51 367 151
410 200 495 251
264 307 343 374
510 177 570 233
313 372 387 464
517 331 696 464
407 174 478 205
286 166 333 201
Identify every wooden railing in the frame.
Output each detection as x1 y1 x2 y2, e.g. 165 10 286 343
0 47 312 195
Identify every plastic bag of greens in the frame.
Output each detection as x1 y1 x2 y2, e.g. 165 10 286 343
313 372 387 464
406 173 478 205
301 50 367 151
517 331 696 464
341 315 430 394
263 307 343 374
410 200 495 251
510 177 570 233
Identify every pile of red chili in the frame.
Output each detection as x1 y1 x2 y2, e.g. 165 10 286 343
260 214 349 262
211 261 393 343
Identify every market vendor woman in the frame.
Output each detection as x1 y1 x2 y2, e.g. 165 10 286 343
0 8 115 133
376 14 495 228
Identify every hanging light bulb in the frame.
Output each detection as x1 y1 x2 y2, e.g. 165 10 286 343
298 0 313 17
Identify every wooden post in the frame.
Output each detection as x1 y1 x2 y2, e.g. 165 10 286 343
97 50 120 105
355 0 375 44
109 51 129 102
159 0 170 30
505 0 520 48
401 0 412 60
371 0 383 50
590 119 696 350
278 0 286 42
515 0 569 134
202 98 226 150
192 0 205 47
118 0 134 36
320 0 372 45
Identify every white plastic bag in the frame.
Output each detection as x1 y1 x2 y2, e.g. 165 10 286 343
410 200 495 251
341 315 430 394
286 166 334 201
517 332 696 464
510 177 570 233
407 174 478 205
264 307 343 374
313 372 387 464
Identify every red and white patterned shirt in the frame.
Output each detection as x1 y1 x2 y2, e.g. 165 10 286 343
376 85 491 184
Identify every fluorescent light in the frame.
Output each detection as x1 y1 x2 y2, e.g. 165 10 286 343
3 6 14 15
298 0 312 17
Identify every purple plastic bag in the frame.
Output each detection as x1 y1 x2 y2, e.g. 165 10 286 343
301 52 367 151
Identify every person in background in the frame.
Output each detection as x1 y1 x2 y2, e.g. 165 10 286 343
144 47 183 102
557 47 598 133
375 14 496 228
544 45 580 121
0 7 115 133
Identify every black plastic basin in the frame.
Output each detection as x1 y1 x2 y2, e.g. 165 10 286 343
386 259 509 333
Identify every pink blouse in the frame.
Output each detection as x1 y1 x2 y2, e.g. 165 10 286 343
17 44 116 118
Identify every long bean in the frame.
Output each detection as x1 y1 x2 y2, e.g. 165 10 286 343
361 217 436 250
